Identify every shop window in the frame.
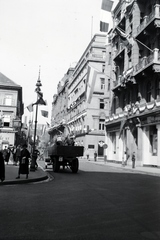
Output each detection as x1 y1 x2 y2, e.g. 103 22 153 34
99 119 105 130
149 126 157 156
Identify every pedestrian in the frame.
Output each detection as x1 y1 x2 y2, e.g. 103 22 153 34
3 146 10 165
125 147 130 166
132 152 136 169
94 151 97 161
32 148 40 170
15 145 21 166
0 145 5 182
86 148 89 160
16 143 30 179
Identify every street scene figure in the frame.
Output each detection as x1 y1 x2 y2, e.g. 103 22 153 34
16 144 30 179
94 151 97 162
125 147 130 166
15 145 21 166
86 148 89 160
32 148 40 169
3 146 10 165
132 152 136 169
0 146 5 182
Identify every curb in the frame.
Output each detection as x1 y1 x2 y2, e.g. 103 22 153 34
87 160 160 177
0 174 49 185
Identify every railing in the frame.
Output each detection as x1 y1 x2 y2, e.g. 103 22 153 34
135 54 154 73
136 5 160 36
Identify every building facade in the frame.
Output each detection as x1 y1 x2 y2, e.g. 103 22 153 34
105 0 160 167
0 73 23 148
49 34 109 159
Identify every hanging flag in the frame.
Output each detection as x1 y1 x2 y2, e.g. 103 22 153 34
86 65 98 104
115 27 134 47
27 103 34 112
33 97 47 106
100 0 113 32
46 122 50 128
41 110 48 118
119 118 127 138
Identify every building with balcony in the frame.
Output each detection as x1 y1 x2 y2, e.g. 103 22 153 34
105 0 160 167
0 72 23 148
49 34 109 158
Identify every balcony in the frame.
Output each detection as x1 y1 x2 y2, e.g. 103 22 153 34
136 4 160 37
113 43 125 60
134 48 160 75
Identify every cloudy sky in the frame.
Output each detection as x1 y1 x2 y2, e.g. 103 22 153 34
0 0 106 123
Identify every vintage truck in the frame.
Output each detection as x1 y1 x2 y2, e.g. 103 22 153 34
47 144 84 173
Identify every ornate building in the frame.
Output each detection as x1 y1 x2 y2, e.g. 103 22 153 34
105 0 160 167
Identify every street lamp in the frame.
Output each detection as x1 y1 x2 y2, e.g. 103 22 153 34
30 67 43 171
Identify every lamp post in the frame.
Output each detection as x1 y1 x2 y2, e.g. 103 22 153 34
30 68 43 171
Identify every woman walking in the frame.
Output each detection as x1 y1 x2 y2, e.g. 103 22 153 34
16 143 30 179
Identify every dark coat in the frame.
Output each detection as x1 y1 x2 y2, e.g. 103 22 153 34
19 148 30 175
0 151 5 181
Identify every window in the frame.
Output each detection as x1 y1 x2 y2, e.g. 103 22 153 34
3 115 10 127
99 119 105 130
100 78 105 90
155 78 160 99
100 99 104 109
4 95 12 106
108 79 110 91
111 132 116 154
149 126 157 156
88 145 94 149
102 64 105 73
146 81 151 102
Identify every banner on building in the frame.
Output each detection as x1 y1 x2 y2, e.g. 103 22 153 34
27 103 34 112
41 110 48 118
86 65 98 104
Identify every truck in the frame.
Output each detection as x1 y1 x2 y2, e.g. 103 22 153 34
47 144 84 173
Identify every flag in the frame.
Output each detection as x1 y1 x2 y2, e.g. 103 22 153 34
115 27 134 47
41 110 48 118
119 118 127 138
86 65 98 104
46 122 50 128
27 103 33 112
100 0 114 32
33 97 47 106
101 0 113 11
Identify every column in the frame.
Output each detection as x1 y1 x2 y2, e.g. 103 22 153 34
156 124 160 167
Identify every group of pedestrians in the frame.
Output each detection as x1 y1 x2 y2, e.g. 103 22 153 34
0 143 31 182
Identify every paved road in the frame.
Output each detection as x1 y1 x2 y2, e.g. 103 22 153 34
0 160 160 240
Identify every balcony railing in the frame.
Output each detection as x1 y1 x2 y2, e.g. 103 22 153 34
136 4 160 36
134 48 160 74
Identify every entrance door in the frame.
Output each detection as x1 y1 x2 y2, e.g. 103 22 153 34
98 141 104 156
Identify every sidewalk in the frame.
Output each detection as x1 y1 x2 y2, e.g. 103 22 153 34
85 157 160 177
0 161 49 186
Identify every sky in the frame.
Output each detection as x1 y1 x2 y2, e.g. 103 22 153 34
0 0 106 124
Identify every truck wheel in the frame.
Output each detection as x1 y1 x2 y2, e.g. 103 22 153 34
71 158 79 173
53 157 60 172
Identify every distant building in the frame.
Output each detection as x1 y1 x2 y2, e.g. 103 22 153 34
49 34 109 159
0 72 23 148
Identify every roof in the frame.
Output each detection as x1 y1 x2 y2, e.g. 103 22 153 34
0 72 21 88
